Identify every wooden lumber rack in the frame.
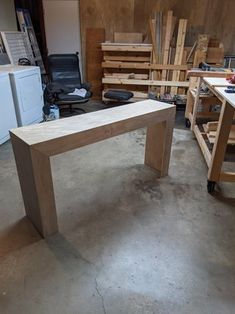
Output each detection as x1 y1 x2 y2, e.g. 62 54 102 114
102 43 189 102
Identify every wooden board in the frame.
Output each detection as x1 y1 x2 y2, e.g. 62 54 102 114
102 61 188 70
170 19 187 95
203 121 219 133
104 73 148 79
160 10 174 94
10 100 175 149
102 77 189 87
203 77 234 87
102 43 152 52
193 34 209 67
187 70 233 78
114 32 143 43
103 55 151 62
86 28 105 99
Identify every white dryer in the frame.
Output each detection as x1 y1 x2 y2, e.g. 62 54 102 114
0 65 43 126
0 72 18 144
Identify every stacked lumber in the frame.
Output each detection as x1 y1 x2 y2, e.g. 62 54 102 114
203 121 235 145
148 10 189 96
100 10 225 102
102 43 153 101
187 36 224 67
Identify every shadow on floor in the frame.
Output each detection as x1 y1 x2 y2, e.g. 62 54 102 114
0 217 41 257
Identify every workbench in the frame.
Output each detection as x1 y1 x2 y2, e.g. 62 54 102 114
10 100 175 237
185 69 233 129
186 75 235 192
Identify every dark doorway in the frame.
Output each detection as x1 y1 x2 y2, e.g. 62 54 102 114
14 0 48 68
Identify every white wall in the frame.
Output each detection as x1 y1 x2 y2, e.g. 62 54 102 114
0 0 17 31
43 0 83 76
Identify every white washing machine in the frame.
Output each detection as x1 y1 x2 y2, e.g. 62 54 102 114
0 65 43 126
0 72 18 144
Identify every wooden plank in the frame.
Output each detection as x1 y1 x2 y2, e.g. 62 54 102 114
86 28 105 99
10 100 175 153
207 134 235 145
219 172 235 182
145 107 175 176
103 55 151 62
171 19 188 95
193 125 211 167
186 41 197 63
187 70 233 78
114 32 143 43
204 121 219 133
160 11 173 94
102 77 189 87
203 77 234 87
190 77 202 130
149 18 157 62
104 73 148 80
178 50 188 95
102 44 152 52
193 34 209 67
102 61 188 70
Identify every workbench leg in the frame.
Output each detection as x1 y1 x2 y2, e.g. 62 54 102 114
185 90 193 120
145 113 175 177
11 135 58 238
208 101 235 183
191 77 202 130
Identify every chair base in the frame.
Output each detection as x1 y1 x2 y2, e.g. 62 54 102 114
58 104 86 117
59 107 86 117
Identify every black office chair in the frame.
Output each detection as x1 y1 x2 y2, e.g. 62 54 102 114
47 53 92 116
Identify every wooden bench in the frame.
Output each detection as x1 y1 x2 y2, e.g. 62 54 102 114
10 100 175 237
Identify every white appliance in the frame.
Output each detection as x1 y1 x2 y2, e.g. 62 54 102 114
0 72 18 145
0 65 43 126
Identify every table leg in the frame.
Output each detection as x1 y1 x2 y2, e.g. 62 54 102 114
208 101 235 182
11 135 58 237
144 113 175 177
191 77 202 130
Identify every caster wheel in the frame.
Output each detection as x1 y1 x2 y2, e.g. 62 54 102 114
185 118 191 128
207 180 216 193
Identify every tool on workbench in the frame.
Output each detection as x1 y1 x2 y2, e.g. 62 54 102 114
199 62 211 71
225 86 235 93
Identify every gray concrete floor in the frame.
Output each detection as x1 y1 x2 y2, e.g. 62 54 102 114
0 101 235 314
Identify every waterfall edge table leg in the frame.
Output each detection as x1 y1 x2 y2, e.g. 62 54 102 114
11 134 58 237
145 109 175 177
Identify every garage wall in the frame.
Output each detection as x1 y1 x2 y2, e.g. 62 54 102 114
80 0 235 55
0 0 17 31
43 0 83 76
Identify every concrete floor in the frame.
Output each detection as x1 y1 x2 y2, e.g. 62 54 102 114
0 101 235 314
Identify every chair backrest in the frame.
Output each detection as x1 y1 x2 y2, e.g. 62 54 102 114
48 54 82 88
